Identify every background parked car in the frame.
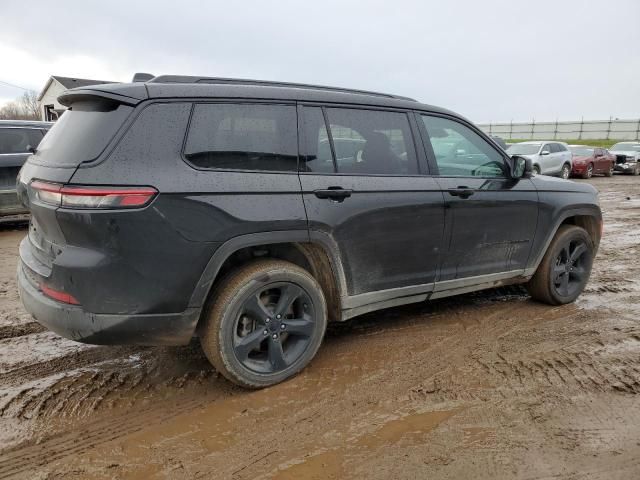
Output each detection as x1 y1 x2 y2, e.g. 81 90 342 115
489 135 507 150
609 141 640 175
569 145 615 178
0 120 53 217
506 141 572 178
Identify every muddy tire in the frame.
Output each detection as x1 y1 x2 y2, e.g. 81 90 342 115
200 259 327 388
526 225 594 305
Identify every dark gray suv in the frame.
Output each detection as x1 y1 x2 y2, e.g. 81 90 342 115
16 75 602 388
0 120 52 217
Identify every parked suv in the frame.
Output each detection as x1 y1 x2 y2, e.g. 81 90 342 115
506 141 573 178
0 120 52 217
16 76 602 388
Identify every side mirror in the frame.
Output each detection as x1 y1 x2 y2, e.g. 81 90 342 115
26 144 36 154
540 150 550 156
511 155 533 179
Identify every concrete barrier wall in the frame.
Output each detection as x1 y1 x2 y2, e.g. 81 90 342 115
478 119 640 140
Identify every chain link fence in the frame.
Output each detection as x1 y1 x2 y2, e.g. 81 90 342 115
477 118 640 140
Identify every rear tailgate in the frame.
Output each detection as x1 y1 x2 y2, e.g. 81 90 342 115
17 90 141 273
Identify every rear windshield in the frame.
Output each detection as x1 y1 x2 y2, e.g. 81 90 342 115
32 99 133 166
0 128 43 154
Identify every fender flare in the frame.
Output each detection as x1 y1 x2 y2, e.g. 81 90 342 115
187 230 348 309
524 205 602 276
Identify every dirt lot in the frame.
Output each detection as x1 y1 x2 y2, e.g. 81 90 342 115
1 176 639 479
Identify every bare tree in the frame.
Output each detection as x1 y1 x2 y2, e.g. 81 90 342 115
0 90 40 120
19 91 40 119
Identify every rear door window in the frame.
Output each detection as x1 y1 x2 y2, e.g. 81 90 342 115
324 108 418 175
184 103 298 172
0 128 43 154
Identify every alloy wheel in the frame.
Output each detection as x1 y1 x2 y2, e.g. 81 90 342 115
232 282 315 374
562 164 570 179
586 164 593 178
552 239 589 297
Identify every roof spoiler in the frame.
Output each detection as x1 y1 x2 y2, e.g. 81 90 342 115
58 86 148 107
132 72 155 82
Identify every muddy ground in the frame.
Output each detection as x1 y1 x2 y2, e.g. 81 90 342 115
1 176 639 479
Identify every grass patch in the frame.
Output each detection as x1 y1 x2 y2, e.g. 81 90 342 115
505 139 621 148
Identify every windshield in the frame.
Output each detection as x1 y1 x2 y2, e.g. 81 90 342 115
506 143 541 155
569 147 594 156
33 99 133 167
611 143 640 152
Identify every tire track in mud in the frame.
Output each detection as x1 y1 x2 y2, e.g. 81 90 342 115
462 341 640 398
0 322 46 340
0 395 223 479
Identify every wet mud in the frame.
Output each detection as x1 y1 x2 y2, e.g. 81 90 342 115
1 176 640 478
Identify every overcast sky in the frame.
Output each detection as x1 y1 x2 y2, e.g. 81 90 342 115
1 0 638 123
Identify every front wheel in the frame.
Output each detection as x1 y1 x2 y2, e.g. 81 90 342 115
526 225 594 305
561 163 571 179
604 163 614 177
533 165 541 175
200 260 327 388
583 163 593 179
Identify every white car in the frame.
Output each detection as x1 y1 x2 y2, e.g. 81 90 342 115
609 142 640 175
506 141 573 178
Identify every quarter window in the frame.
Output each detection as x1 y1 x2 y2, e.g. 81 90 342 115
184 103 298 171
325 108 418 175
421 115 506 177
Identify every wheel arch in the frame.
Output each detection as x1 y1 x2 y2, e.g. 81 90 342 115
526 206 602 276
189 231 346 325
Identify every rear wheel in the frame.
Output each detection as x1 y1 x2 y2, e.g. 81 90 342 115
526 225 594 305
561 163 571 179
200 260 327 388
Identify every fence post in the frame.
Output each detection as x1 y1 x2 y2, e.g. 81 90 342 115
489 122 492 135
509 120 513 140
578 117 583 140
554 118 558 140
531 118 535 140
636 118 640 140
606 116 612 140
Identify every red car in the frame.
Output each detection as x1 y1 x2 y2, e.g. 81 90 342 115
569 145 615 178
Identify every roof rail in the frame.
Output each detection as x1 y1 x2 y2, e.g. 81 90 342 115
146 75 416 101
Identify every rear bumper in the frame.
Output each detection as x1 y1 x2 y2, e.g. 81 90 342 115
17 262 201 346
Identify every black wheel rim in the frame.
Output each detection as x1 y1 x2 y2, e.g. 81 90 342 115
552 239 589 297
232 282 315 374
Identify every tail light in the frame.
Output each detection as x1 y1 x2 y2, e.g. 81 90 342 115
30 181 158 209
40 284 80 305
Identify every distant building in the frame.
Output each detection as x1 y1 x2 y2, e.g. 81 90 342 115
37 76 114 121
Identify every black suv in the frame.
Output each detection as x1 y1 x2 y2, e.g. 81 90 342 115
0 120 52 217
16 75 602 388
